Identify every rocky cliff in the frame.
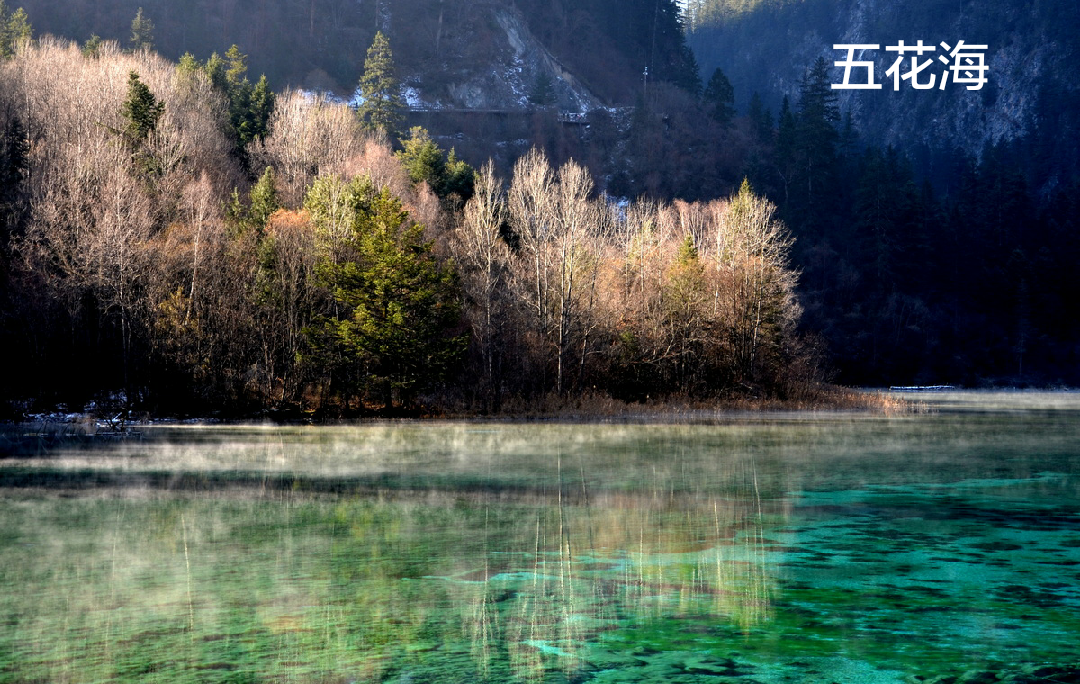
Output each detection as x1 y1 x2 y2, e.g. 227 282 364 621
392 4 603 113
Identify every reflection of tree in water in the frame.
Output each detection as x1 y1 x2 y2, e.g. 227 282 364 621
453 454 780 681
0 438 783 683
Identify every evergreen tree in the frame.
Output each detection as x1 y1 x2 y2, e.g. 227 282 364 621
224 45 255 146
747 91 773 142
356 31 403 136
246 75 275 144
795 56 839 203
397 127 445 189
203 52 229 92
308 180 465 409
703 66 735 125
130 7 154 52
442 149 475 205
676 44 703 97
630 0 701 94
194 46 275 153
248 166 279 235
82 34 102 59
396 127 474 204
225 44 247 88
776 96 796 205
121 70 164 145
529 71 556 108
0 2 31 59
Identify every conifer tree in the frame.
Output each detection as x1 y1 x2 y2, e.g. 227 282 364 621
130 7 154 52
397 127 444 189
529 72 556 107
795 56 839 203
82 34 102 58
396 127 474 204
246 75 275 145
308 180 465 409
0 2 31 59
703 66 735 125
197 46 275 152
248 166 279 235
203 52 229 92
747 91 773 142
356 31 403 136
121 70 164 145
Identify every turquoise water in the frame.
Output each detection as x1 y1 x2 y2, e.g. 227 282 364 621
1 393 1078 682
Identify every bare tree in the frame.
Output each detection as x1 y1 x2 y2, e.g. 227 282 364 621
453 160 511 406
508 147 555 329
548 159 601 394
716 182 801 384
3 37 241 402
86 165 155 392
253 90 367 207
259 209 321 404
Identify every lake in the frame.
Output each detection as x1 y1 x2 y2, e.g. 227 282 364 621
2 392 1079 683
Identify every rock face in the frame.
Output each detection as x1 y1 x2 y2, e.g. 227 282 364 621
406 6 603 112
489 8 603 112
688 0 1080 190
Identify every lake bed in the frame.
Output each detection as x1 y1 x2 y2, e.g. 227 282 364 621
2 393 1079 683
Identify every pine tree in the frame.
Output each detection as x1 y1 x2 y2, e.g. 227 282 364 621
203 52 229 92
121 71 164 145
0 2 31 59
795 56 839 203
82 34 103 59
309 181 465 409
747 91 773 142
776 96 796 205
397 127 445 190
442 149 475 205
246 75 275 144
395 127 474 204
248 166 279 235
225 44 247 88
529 71 556 108
703 66 735 125
130 7 154 52
356 31 403 136
223 45 254 145
196 46 275 151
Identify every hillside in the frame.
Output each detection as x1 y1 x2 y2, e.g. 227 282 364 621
687 0 1080 194
2 0 1080 401
13 0 696 110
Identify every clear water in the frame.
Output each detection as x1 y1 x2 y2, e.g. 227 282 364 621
1 392 1079 683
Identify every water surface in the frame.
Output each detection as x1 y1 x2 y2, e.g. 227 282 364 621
2 393 1079 683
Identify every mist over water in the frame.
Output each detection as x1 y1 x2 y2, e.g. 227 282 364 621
2 392 1079 683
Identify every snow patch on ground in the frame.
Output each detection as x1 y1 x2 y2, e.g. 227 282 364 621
401 85 423 108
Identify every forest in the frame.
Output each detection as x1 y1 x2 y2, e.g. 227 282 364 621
0 22 820 416
1 0 1078 419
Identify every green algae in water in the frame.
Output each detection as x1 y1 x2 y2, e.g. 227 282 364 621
2 398 1080 682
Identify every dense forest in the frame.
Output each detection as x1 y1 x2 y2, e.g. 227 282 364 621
1 0 1079 419
0 21 819 416
679 0 1080 386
